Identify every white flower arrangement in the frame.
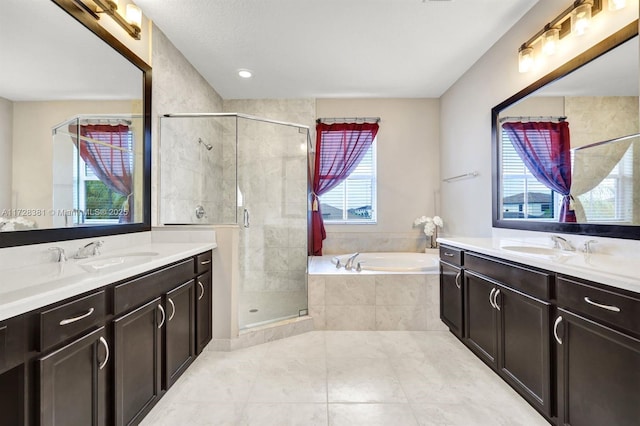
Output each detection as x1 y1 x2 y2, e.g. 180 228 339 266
414 215 443 248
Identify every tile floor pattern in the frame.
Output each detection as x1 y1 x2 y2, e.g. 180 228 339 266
140 331 550 426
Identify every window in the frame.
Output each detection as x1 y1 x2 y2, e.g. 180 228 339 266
501 128 557 220
73 126 134 224
319 139 377 223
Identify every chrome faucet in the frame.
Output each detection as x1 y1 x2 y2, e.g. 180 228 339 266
49 247 67 263
74 240 104 259
344 252 360 270
551 235 575 251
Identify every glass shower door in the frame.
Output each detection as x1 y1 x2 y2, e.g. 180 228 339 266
236 117 308 329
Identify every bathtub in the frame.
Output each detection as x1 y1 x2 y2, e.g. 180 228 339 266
330 251 439 272
307 251 447 331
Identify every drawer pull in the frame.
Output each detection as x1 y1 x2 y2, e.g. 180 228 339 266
98 336 109 370
584 297 621 313
59 308 95 326
198 281 205 300
489 288 497 309
444 252 454 257
158 305 166 329
454 272 461 289
553 316 563 345
200 260 211 265
168 298 176 321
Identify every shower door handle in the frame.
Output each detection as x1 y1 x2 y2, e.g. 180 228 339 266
243 209 250 228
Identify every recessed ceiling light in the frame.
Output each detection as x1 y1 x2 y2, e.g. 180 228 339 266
238 69 253 78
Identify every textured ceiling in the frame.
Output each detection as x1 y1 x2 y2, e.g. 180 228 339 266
135 0 540 99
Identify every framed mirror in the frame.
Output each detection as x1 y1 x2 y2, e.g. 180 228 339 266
492 22 640 239
0 0 151 248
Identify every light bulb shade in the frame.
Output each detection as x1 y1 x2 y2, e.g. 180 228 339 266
542 28 560 56
518 46 534 73
571 2 592 36
126 4 142 29
609 0 626 10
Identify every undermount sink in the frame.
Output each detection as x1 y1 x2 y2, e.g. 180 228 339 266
500 245 575 258
78 252 159 272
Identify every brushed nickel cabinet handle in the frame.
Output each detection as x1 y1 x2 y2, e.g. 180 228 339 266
553 316 563 345
454 271 461 289
444 252 454 257
198 281 205 300
200 260 211 265
168 298 176 321
584 297 621 313
158 305 166 329
59 308 95 326
494 289 501 311
98 336 109 370
489 288 497 309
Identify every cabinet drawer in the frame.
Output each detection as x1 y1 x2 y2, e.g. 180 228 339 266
465 253 551 300
557 276 640 336
195 251 212 274
114 259 194 315
39 291 106 351
440 245 463 266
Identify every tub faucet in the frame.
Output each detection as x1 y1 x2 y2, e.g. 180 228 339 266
345 252 360 270
551 235 575 251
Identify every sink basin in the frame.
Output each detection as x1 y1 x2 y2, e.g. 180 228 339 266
78 252 159 272
500 245 574 258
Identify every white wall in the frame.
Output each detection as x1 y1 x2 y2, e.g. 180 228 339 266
0 97 12 212
440 0 638 237
316 98 440 253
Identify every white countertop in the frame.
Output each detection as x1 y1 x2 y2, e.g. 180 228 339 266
438 237 640 295
0 242 216 322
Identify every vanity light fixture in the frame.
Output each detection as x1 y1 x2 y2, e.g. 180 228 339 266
518 0 604 72
571 1 593 36
75 0 142 40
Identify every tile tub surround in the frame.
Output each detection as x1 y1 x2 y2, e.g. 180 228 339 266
308 256 447 331
139 331 548 426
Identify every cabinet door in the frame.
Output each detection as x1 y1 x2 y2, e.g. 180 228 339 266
38 327 108 426
496 285 551 416
556 308 640 426
464 271 498 368
195 273 212 355
114 298 162 426
165 280 195 389
440 262 463 338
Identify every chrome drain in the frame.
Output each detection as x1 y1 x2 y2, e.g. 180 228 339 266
249 309 258 313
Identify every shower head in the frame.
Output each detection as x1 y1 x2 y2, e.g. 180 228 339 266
198 138 213 151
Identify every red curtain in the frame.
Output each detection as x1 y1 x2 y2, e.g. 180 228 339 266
69 123 134 222
502 121 576 222
311 122 379 255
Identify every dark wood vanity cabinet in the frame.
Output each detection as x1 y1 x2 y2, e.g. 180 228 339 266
443 247 640 426
460 253 553 418
38 327 109 426
113 298 163 426
439 245 464 338
554 276 640 426
195 272 213 355
0 250 213 426
164 280 196 389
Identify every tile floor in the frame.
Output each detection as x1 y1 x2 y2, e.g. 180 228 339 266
140 331 550 426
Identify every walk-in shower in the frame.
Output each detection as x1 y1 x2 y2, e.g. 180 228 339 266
159 113 310 331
